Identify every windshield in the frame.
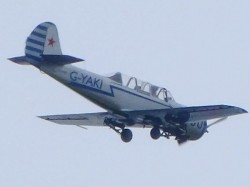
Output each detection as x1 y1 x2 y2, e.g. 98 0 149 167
107 72 174 102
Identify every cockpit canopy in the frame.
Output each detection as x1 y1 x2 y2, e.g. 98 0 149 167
108 72 174 102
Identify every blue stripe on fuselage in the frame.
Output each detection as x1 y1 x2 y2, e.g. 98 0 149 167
70 82 113 96
69 82 171 108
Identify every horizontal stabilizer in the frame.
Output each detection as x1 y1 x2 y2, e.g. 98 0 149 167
41 55 84 65
9 55 84 66
8 56 30 65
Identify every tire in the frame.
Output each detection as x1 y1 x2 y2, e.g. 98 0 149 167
121 129 133 143
150 127 161 140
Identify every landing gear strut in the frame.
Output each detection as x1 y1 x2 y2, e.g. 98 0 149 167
104 117 133 143
150 125 187 141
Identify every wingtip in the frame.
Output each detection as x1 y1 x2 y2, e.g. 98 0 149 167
37 116 49 120
242 109 248 113
235 107 248 114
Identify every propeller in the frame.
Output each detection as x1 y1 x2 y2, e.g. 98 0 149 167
177 139 188 146
177 135 189 146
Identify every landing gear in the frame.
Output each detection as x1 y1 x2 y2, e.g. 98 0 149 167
150 127 161 140
150 125 187 142
121 129 133 143
104 117 133 143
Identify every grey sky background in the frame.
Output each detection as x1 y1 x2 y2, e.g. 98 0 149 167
1 1 250 187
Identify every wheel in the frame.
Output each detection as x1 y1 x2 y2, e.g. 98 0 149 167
121 129 133 143
150 127 161 140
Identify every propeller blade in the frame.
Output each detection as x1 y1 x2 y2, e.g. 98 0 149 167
178 140 188 146
177 136 189 146
207 117 227 129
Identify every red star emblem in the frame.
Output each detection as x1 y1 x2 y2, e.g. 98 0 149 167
48 38 56 47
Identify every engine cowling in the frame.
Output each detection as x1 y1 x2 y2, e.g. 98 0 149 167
164 112 190 124
185 121 207 141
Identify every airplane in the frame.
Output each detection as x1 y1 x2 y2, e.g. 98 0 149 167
9 22 247 144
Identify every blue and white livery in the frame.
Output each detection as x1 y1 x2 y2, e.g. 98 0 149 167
9 22 247 144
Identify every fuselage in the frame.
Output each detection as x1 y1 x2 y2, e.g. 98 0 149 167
39 63 207 141
40 63 182 112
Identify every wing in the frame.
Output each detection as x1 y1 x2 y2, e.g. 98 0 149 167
39 105 246 144
39 112 112 126
39 105 247 128
123 105 247 123
185 105 247 121
39 112 150 128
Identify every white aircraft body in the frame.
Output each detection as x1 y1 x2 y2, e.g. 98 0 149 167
9 22 247 144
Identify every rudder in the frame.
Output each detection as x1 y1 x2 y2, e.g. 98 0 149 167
25 22 62 64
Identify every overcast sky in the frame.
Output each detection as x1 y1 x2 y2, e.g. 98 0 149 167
1 1 250 187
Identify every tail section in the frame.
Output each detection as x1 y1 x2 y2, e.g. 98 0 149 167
9 22 83 66
25 22 62 63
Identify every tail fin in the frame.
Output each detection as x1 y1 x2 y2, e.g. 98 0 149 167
25 22 62 62
9 22 83 66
